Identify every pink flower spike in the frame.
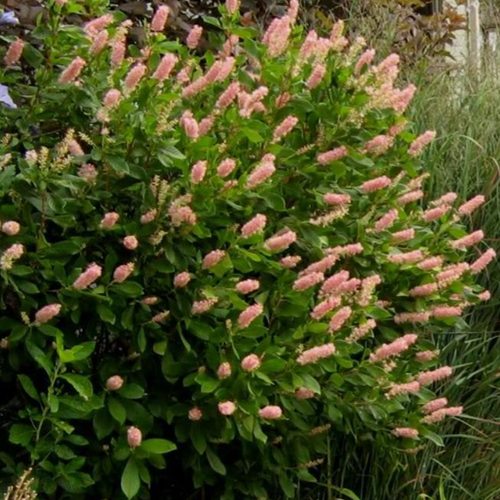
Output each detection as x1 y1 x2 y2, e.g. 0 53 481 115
90 30 109 55
386 381 420 398
190 160 207 184
246 157 276 189
417 256 444 271
417 366 453 386
238 303 263 328
217 159 237 178
187 25 203 49
113 263 134 283
422 398 448 414
103 89 122 108
216 82 240 109
152 53 178 81
324 193 351 205
317 147 348 165
320 270 350 297
310 297 341 320
374 209 398 233
241 354 261 371
295 387 315 399
306 64 326 89
174 272 191 288
458 195 485 217
408 130 436 157
272 115 298 142
281 255 302 268
423 406 463 424
293 272 324 292
392 228 415 243
78 163 98 183
140 209 157 224
355 48 376 74
258 406 282 419
387 250 424 265
409 283 438 297
296 343 336 365
416 350 439 362
302 255 338 275
450 230 484 249
369 334 417 363
106 375 124 391
392 428 419 439
241 214 267 238
35 304 62 324
397 190 424 206
360 176 392 193
203 250 226 269
153 312 170 324
432 306 462 318
470 248 496 274
423 206 450 222
433 192 458 206
364 135 393 156
236 279 260 294
394 312 430 324
217 362 232 379
263 16 292 57
189 407 203 421
100 212 120 229
123 236 138 250
264 230 297 252
151 5 169 32
59 57 86 84
127 427 142 447
328 306 352 333
124 63 147 92
191 299 218 315
226 0 240 14
4 38 25 66
73 263 102 290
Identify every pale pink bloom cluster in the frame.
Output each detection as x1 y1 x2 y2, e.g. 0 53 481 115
479 290 492 301
141 209 157 224
180 110 199 140
221 34 239 57
302 256 338 276
397 190 424 206
217 159 237 178
258 405 283 419
198 115 214 136
272 115 298 142
238 86 269 118
346 319 377 343
327 243 364 257
418 366 453 386
394 312 430 324
317 147 348 165
297 343 336 365
298 30 319 62
174 272 191 288
408 130 436 157
338 278 362 294
169 203 197 227
103 89 122 108
470 248 496 274
4 38 25 66
238 303 264 328
226 0 240 14
355 48 376 74
436 263 469 287
217 362 232 379
288 0 299 21
275 92 291 109
263 15 292 57
357 274 382 306
218 401 237 416
388 250 423 265
310 297 341 320
281 255 302 268
422 206 450 222
392 427 419 439
364 135 393 156
392 229 415 243
110 35 127 68
203 250 226 269
374 209 398 233
422 398 448 414
186 25 203 49
373 53 400 82
306 64 326 89
264 230 297 252
84 14 114 39
458 195 485 216
124 63 147 92
450 230 484 249
433 192 458 206
90 30 109 55
320 270 350 297
73 263 102 290
386 381 420 398
388 122 407 137
100 212 120 229
390 84 417 113
151 5 169 31
152 311 169 324
127 427 142 447
369 334 417 363
190 160 207 184
293 272 324 292
35 304 62 324
123 236 138 250
246 154 276 189
1 221 20 236
216 82 240 109
423 406 463 424
113 263 134 283
236 279 260 294
328 306 352 333
432 306 462 318
241 354 261 371
106 375 124 391
417 256 444 270
78 163 98 183
295 387 315 399
189 407 203 421
409 283 438 297
152 54 178 81
416 350 439 362
324 193 351 205
142 296 159 306
191 298 218 315
241 214 267 238
360 176 392 193
68 139 84 156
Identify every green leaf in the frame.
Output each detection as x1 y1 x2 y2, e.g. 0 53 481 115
26 342 53 375
279 472 295 498
60 374 93 400
108 398 127 424
17 374 40 401
206 447 226 476
9 424 34 446
119 384 145 400
97 304 116 324
190 425 207 455
121 458 141 499
141 439 177 455
242 128 264 143
60 342 96 363
93 408 115 440
108 155 130 175
114 282 144 298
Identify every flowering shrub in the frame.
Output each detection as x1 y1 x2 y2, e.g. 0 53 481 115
0 0 495 499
